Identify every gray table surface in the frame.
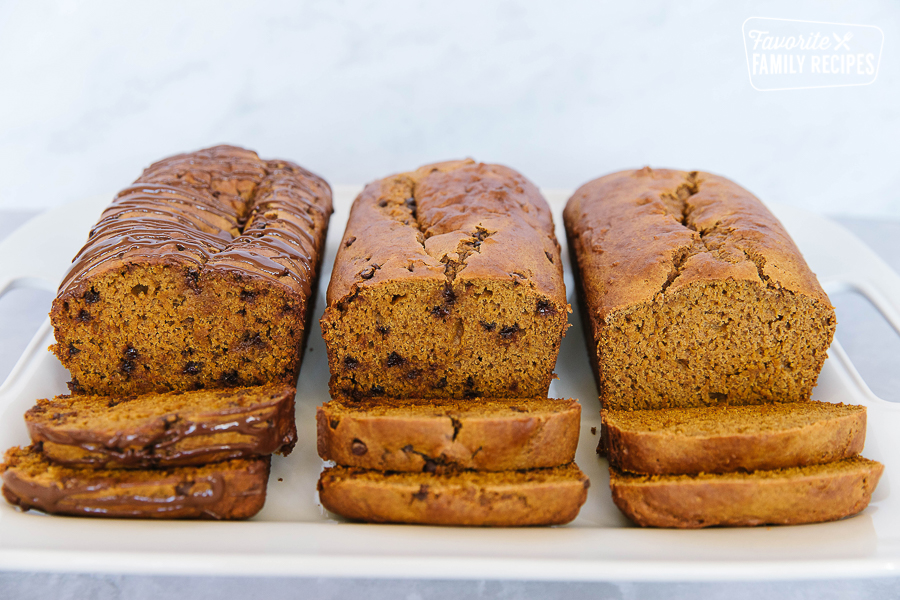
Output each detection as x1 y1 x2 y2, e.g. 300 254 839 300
1 210 899 599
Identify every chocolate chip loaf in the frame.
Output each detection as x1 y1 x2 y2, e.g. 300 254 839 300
564 167 836 410
50 145 332 395
321 159 569 400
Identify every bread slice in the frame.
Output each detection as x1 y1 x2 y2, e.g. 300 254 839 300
318 463 589 526
318 397 580 472
602 401 866 475
609 456 883 528
25 383 296 469
1 445 270 519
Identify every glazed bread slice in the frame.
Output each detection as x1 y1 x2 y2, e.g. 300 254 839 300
602 401 866 475
1 445 270 519
320 159 569 400
318 463 589 526
25 384 296 469
609 456 883 528
318 397 580 472
564 167 836 410
50 145 332 395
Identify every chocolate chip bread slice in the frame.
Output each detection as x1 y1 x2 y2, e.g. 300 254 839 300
50 145 332 396
1 445 270 519
317 463 589 526
564 167 836 410
25 384 296 469
609 456 883 528
602 401 866 475
321 159 569 400
318 397 580 472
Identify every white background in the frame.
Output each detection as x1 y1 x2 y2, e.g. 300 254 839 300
0 0 896 217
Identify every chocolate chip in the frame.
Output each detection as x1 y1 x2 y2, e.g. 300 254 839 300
376 325 390 335
344 356 358 369
120 359 136 375
369 384 385 396
67 343 80 356
423 459 437 473
330 418 340 429
240 290 256 302
175 482 194 496
590 427 597 435
77 309 91 322
344 236 356 247
412 485 429 501
499 324 520 339
405 197 417 219
107 399 121 408
442 288 456 304
186 268 200 291
124 346 139 360
351 439 368 455
66 379 84 394
536 300 556 316
378 200 388 207
176 244 186 251
480 321 496 332
386 352 404 367
433 377 448 389
405 369 421 380
360 266 377 280
544 251 554 264
221 370 240 386
83 289 100 304
183 361 202 375
430 305 449 318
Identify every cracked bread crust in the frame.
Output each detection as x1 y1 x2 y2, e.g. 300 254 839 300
50 145 332 395
564 167 836 410
317 463 589 526
317 397 580 472
321 160 569 400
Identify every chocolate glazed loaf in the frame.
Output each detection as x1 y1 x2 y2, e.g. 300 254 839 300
50 146 332 395
320 160 569 400
564 168 836 410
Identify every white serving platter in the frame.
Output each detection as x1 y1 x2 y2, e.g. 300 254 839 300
0 187 899 581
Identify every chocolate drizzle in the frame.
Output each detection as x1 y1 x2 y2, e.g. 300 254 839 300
26 385 297 468
1 448 270 519
57 145 332 299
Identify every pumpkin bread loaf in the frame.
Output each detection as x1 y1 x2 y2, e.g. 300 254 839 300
317 397 580 472
602 401 866 475
1 445 270 520
609 456 883 528
50 145 332 396
25 383 297 469
564 167 836 410
318 463 589 526
320 159 569 400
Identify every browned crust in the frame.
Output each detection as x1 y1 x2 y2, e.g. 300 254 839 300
1 445 270 520
317 398 580 471
317 463 590 526
602 403 866 475
26 384 297 469
609 457 883 528
563 167 836 409
319 159 570 400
